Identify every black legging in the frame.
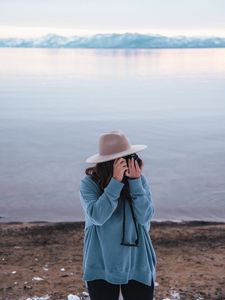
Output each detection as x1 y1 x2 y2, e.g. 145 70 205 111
87 278 155 300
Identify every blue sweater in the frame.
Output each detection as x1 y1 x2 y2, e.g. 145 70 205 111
79 173 157 288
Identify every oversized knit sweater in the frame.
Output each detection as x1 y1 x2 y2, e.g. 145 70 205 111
79 173 157 287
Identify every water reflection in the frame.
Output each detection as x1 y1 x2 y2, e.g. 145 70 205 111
0 48 225 78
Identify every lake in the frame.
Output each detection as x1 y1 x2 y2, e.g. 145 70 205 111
0 48 224 222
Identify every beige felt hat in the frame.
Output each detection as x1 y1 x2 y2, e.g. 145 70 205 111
85 130 147 163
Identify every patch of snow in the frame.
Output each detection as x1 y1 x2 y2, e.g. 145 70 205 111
60 267 65 271
11 270 17 274
26 295 50 300
67 294 80 300
170 289 180 300
32 277 44 281
82 291 89 297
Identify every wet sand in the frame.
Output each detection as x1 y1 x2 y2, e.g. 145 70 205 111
0 221 225 300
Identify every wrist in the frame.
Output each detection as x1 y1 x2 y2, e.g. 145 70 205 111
113 176 121 182
128 176 140 180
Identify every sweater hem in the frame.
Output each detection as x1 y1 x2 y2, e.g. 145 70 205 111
83 268 156 287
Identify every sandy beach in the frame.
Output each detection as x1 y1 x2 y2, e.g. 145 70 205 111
0 221 225 300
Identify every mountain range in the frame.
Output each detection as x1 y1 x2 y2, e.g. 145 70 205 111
0 33 225 48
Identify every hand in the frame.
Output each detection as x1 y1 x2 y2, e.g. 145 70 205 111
125 157 144 179
113 158 129 182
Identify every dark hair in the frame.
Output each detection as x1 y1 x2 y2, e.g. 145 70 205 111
85 154 142 201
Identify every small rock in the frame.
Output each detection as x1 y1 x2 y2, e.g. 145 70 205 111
24 284 33 289
60 267 65 271
11 271 17 274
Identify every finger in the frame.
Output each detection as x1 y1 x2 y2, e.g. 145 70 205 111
132 157 136 169
135 160 140 170
129 157 135 172
122 165 129 170
128 158 131 169
125 167 130 176
114 158 123 166
113 158 118 166
118 158 126 164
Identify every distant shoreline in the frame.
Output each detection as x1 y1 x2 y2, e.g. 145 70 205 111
1 33 225 49
1 46 225 49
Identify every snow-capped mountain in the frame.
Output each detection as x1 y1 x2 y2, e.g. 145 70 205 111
0 33 225 48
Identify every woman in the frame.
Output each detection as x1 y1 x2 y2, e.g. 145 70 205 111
79 130 157 300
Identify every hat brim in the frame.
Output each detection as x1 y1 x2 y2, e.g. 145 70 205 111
85 145 147 163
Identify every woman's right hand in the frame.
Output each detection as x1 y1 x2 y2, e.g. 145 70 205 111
113 157 128 182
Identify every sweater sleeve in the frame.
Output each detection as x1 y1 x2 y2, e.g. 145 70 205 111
79 176 124 226
128 174 154 225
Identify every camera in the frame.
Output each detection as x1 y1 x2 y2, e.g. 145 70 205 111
123 153 142 167
122 153 142 180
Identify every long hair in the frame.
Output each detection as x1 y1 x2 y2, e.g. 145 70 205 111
85 157 132 201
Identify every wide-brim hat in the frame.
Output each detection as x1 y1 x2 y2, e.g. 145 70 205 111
85 129 147 163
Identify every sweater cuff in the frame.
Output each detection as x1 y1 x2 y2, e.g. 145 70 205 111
128 176 144 194
104 177 125 199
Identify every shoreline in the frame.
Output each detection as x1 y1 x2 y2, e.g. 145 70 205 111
1 219 225 225
1 220 225 299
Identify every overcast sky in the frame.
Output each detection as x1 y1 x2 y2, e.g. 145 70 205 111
0 0 225 38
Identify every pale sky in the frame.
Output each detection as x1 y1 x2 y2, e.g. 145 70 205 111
0 0 225 38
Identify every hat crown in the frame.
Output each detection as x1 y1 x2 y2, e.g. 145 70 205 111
99 130 131 156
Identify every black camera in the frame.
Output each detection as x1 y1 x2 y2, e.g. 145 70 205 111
122 153 142 180
124 153 142 167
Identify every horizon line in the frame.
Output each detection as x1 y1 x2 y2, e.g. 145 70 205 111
0 25 225 39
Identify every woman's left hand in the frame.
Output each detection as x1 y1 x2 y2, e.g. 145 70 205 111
125 158 144 179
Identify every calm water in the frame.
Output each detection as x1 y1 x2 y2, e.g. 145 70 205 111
0 48 225 223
